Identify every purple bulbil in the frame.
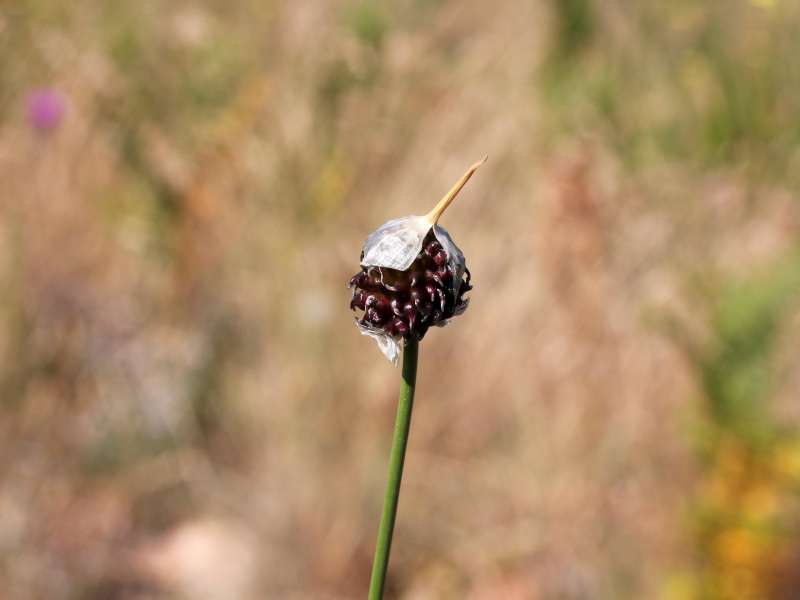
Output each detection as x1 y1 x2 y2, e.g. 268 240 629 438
348 231 472 342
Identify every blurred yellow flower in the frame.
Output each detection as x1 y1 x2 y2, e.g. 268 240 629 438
774 439 800 480
714 528 764 567
742 483 779 520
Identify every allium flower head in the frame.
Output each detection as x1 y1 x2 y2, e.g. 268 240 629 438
349 158 485 363
26 88 66 132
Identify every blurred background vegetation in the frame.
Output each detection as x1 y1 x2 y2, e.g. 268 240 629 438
2 1 800 598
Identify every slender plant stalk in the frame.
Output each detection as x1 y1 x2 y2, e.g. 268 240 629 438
368 339 419 600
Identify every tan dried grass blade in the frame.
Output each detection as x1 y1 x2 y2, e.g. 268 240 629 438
424 156 487 225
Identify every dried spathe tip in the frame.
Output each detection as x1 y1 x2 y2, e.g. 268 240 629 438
424 156 487 226
359 157 486 273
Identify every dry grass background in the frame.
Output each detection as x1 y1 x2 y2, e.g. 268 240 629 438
2 1 800 598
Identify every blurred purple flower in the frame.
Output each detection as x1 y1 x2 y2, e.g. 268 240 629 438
27 89 66 132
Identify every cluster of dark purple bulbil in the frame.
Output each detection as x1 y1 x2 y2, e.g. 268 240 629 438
349 231 471 341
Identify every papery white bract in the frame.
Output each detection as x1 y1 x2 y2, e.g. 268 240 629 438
431 224 466 301
361 216 431 271
357 322 402 365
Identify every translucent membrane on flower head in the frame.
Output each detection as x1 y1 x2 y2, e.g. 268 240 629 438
359 323 402 365
361 216 431 272
432 225 466 301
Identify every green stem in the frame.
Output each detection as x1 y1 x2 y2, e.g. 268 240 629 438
368 339 419 600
